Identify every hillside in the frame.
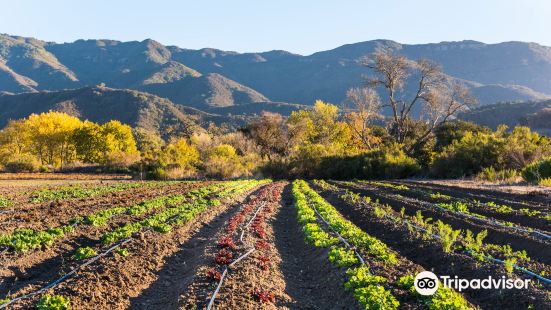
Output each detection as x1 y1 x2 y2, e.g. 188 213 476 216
0 86 236 137
138 73 270 109
1 34 551 109
458 100 551 133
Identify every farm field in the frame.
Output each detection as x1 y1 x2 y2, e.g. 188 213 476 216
0 176 549 309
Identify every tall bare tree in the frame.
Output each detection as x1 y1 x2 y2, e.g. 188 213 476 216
342 87 382 149
359 49 477 151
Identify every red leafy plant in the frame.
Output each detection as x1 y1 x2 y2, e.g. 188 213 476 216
255 240 270 251
251 289 275 303
257 255 271 271
206 268 222 281
218 235 236 249
214 249 233 265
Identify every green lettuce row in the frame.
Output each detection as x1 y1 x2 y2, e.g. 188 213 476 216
292 180 399 310
0 225 74 252
100 179 268 245
0 182 241 252
29 181 185 203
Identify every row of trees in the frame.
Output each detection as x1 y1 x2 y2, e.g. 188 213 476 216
0 50 549 181
0 112 138 171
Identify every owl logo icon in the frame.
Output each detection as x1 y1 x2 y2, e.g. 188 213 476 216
414 271 439 295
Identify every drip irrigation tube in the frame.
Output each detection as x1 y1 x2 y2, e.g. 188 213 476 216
310 203 368 268
0 239 131 309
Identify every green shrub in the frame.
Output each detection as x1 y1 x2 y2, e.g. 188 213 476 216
4 156 39 172
360 144 421 179
431 131 504 178
522 157 551 184
476 167 519 184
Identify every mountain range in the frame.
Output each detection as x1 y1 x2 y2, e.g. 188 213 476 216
1 33 551 133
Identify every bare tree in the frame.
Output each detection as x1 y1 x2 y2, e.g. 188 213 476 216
342 87 382 149
360 49 477 151
245 112 289 159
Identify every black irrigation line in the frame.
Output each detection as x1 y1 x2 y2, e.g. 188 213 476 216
310 199 369 269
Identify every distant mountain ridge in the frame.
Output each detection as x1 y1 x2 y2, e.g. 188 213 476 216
2 34 551 109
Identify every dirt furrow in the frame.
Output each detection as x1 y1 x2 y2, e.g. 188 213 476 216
271 184 358 309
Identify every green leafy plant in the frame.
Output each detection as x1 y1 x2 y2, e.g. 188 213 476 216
438 202 470 213
36 294 71 310
396 274 415 291
353 285 400 310
115 247 129 257
430 192 451 200
0 197 12 208
428 287 471 310
345 266 386 291
328 246 358 267
504 257 517 275
303 223 338 247
0 225 72 252
435 221 461 253
73 246 97 260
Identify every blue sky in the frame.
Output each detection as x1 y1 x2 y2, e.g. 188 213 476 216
2 0 550 55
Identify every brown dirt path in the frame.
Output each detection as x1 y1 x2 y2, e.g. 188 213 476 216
271 183 358 309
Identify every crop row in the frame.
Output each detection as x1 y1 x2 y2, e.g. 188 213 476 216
0 180 269 309
295 180 472 309
360 181 550 222
29 181 185 203
205 182 282 306
100 180 269 245
348 181 550 241
315 180 544 279
0 181 240 252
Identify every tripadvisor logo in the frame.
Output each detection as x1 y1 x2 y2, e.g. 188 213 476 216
414 271 531 295
414 271 439 295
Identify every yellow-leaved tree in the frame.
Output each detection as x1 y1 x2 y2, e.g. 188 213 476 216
74 120 139 167
23 112 83 169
